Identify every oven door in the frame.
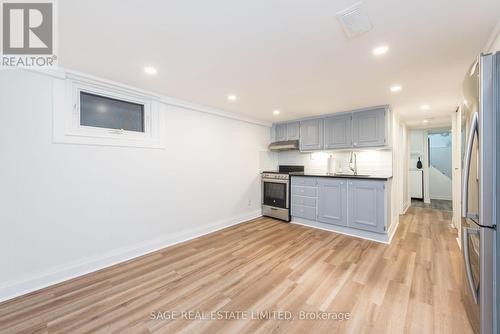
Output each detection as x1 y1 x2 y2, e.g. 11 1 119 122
262 179 289 209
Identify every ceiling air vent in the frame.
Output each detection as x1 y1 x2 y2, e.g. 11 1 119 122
336 2 373 38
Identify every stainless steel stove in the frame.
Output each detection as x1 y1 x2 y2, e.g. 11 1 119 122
261 165 304 221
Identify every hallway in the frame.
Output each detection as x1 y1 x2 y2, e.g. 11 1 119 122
411 199 453 211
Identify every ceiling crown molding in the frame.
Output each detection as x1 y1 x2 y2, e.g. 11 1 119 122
24 67 272 128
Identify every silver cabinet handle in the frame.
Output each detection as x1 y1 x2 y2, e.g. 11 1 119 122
462 112 478 218
462 227 479 304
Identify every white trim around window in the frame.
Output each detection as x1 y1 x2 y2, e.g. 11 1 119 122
53 73 165 149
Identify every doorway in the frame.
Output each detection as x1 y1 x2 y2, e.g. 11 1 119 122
409 128 453 211
427 130 452 209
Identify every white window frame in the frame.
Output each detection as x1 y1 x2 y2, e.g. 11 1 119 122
53 72 165 148
75 87 150 138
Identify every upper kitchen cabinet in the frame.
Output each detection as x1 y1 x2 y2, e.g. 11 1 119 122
270 105 390 151
274 123 288 141
273 121 300 142
300 119 323 151
324 114 352 149
286 122 300 140
352 108 387 148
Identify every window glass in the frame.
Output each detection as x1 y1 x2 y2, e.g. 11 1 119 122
80 92 144 132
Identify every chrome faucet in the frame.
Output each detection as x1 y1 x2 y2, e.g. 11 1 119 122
349 151 358 175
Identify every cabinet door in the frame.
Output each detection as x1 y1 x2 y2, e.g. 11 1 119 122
287 122 300 140
317 178 348 226
348 180 385 233
275 123 287 142
300 119 323 150
324 115 352 149
352 108 386 147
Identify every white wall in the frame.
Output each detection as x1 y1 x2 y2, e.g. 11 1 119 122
428 167 453 201
0 70 270 301
399 124 410 213
428 131 452 200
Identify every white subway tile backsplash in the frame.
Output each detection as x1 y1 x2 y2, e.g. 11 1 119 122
277 150 393 176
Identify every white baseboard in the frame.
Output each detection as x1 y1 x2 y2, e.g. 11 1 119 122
0 210 262 303
402 201 410 214
387 214 401 243
291 218 388 244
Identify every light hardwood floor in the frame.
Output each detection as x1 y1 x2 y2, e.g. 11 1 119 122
0 207 472 334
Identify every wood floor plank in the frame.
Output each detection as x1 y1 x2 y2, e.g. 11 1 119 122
0 208 473 334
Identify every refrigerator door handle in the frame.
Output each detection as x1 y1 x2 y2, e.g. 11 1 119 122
462 111 479 218
462 227 479 304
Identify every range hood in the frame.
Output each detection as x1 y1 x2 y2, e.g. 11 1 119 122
268 140 299 151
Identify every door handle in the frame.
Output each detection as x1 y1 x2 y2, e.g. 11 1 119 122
462 112 478 218
462 227 479 304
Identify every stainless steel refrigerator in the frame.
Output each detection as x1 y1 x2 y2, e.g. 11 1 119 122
461 52 499 334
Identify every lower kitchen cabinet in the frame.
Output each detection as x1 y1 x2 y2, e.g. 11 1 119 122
317 178 348 226
290 176 390 237
291 183 318 220
291 204 317 220
347 179 385 233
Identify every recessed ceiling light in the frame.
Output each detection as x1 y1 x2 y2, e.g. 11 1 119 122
421 105 430 110
373 45 389 56
423 119 429 123
144 66 157 75
273 110 280 115
227 94 237 101
390 85 402 92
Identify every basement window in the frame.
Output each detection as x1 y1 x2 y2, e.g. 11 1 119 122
79 92 145 133
53 74 164 149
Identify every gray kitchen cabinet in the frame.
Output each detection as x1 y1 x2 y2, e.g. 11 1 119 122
292 176 317 187
292 195 317 207
317 178 348 226
292 186 317 198
324 114 352 149
352 108 386 147
291 205 317 220
273 122 300 141
290 178 318 220
348 179 385 233
286 122 300 140
300 119 323 150
275 123 288 141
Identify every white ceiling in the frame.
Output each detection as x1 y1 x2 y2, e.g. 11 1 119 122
59 0 500 125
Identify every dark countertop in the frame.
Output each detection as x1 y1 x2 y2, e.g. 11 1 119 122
289 172 392 181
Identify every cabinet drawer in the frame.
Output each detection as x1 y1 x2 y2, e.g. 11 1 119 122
292 177 317 186
292 186 317 197
291 205 317 220
292 195 317 207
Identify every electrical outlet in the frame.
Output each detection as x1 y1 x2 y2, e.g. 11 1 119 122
247 199 252 206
